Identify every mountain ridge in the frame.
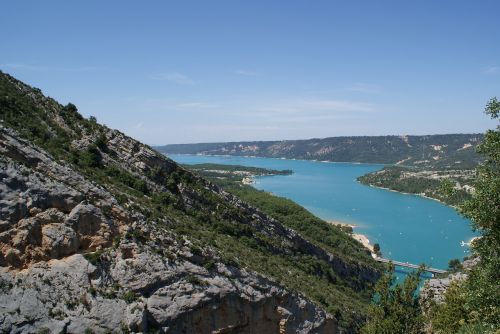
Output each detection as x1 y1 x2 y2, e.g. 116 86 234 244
157 133 483 169
0 70 379 333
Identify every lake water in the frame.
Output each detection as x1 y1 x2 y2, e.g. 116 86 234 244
168 154 476 271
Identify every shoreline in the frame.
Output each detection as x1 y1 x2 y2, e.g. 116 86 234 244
358 181 459 209
327 220 358 228
249 195 375 255
165 153 386 167
169 152 462 211
327 220 376 257
170 152 473 264
172 153 457 259
352 233 375 255
171 152 458 209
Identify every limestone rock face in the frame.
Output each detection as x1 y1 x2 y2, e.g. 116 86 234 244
0 249 337 334
421 272 468 304
0 129 124 268
105 129 177 176
0 126 340 333
0 71 380 333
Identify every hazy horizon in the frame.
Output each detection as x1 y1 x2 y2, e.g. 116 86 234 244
1 1 499 145
157 132 484 147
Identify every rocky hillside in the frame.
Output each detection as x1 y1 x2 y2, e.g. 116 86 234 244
0 71 380 333
157 134 483 169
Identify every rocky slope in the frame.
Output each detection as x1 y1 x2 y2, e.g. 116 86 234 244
0 71 380 333
421 257 479 305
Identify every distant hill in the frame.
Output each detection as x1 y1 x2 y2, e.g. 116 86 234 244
156 134 484 169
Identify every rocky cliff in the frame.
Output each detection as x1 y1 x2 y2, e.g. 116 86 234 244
0 71 380 333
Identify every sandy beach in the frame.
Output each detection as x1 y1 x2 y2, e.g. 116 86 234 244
327 221 376 256
352 233 375 254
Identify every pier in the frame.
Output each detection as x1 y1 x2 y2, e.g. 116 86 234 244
375 257 447 274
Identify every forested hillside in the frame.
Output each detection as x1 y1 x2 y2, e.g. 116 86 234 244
157 134 483 169
357 166 475 206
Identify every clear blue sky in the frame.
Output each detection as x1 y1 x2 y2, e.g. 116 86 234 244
1 1 499 144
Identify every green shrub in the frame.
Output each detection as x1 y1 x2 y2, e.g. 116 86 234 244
361 263 424 334
84 250 104 265
121 291 138 304
203 259 216 270
186 275 206 286
105 166 149 194
427 281 468 334
78 144 102 168
88 286 97 296
95 133 108 151
125 229 148 243
456 323 495 334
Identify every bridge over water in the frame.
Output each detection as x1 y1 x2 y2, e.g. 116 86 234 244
375 257 447 275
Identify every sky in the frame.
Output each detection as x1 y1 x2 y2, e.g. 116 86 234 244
1 1 499 145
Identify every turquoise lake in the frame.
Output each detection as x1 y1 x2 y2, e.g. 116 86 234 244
168 154 476 271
